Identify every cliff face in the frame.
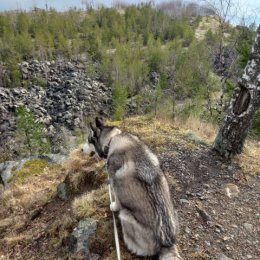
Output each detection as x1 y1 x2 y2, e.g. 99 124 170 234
0 59 112 157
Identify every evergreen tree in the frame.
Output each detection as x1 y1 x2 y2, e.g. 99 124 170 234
112 81 128 120
17 12 30 34
16 107 50 156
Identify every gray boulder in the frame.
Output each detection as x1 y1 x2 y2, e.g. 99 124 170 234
217 253 234 260
70 218 97 255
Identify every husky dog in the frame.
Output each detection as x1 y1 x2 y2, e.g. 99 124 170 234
88 117 183 260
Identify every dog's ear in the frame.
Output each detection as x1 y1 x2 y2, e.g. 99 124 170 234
88 123 96 143
89 122 96 132
95 117 104 129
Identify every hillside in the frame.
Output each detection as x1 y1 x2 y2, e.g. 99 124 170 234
0 117 259 260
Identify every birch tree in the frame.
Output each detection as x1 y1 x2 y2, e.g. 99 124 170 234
213 25 260 158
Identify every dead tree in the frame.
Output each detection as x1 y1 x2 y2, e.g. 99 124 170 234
213 25 260 158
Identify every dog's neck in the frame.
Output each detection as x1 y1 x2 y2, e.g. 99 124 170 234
103 127 122 158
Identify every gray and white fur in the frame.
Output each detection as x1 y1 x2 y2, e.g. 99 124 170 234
88 117 183 260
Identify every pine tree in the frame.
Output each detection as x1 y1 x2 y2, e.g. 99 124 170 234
112 81 128 120
16 107 50 156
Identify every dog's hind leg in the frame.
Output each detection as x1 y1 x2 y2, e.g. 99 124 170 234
119 209 159 256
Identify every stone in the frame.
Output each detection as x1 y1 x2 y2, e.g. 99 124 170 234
223 236 230 241
57 183 67 200
45 154 66 164
224 183 240 198
21 67 28 74
89 253 102 260
185 227 191 234
196 206 211 222
0 160 24 185
204 240 211 246
216 253 234 260
70 218 97 254
21 61 29 67
179 198 190 204
215 228 221 233
243 223 253 233
186 131 204 144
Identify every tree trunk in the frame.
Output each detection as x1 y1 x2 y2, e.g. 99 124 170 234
213 25 260 158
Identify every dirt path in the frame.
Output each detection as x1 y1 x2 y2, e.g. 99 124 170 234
159 139 259 260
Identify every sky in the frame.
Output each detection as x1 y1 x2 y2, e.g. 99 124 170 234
0 0 259 25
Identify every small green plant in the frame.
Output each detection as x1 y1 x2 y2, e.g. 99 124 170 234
15 106 50 156
31 76 47 87
112 81 128 120
4 57 22 88
86 62 96 78
135 94 144 114
154 81 162 117
74 128 86 145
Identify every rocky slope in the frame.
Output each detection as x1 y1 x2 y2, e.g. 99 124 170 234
0 60 112 158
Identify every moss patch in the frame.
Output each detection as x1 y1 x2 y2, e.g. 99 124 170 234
12 159 49 182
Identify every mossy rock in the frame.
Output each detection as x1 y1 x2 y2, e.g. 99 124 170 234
10 159 49 183
185 131 205 145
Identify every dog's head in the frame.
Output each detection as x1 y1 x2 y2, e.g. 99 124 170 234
88 117 120 159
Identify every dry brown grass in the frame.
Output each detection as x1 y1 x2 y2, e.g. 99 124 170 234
112 116 176 147
72 185 109 220
0 157 65 259
235 140 260 176
110 116 216 153
62 146 91 173
62 147 107 192
112 115 217 144
172 116 217 144
0 164 62 219
47 215 76 247
3 233 33 248
195 16 220 41
0 146 107 260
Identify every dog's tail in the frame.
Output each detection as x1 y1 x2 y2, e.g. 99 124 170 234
159 245 183 260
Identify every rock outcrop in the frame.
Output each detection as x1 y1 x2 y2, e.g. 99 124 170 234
0 154 66 187
69 218 97 256
0 59 112 158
